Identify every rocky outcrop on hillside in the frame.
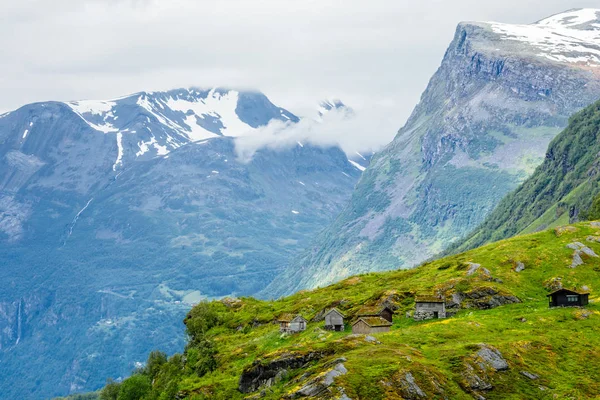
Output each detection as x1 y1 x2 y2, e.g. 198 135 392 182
266 9 600 298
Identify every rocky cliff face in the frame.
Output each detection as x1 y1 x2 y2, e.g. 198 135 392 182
0 89 362 399
265 9 600 297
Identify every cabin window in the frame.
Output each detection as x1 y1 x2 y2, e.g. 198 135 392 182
567 295 579 302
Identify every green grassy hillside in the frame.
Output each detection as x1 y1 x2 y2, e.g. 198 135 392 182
451 99 600 254
90 221 600 400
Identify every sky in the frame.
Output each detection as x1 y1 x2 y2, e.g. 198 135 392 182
1 0 598 152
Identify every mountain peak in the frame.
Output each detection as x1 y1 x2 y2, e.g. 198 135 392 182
469 8 600 67
317 99 353 119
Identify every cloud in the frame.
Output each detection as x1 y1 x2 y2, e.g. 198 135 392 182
234 105 400 162
1 0 598 148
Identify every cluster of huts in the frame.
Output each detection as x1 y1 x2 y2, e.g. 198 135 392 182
277 287 590 335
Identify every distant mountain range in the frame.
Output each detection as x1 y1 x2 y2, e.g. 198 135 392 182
265 8 600 297
0 88 364 398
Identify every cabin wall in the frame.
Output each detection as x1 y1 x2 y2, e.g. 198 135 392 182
414 302 446 321
325 314 344 326
290 320 306 332
550 293 587 307
352 321 370 334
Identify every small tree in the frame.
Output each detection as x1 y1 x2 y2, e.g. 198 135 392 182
99 379 120 400
144 350 168 382
117 375 151 400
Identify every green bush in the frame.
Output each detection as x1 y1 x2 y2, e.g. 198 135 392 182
99 379 120 400
117 375 151 400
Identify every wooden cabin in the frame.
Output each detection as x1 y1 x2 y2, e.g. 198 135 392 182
289 315 308 333
547 288 589 308
279 314 308 333
324 308 345 331
356 305 394 323
414 295 446 321
278 314 293 333
352 317 392 334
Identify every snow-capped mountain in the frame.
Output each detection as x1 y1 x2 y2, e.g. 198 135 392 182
0 88 361 399
64 88 299 170
265 9 600 297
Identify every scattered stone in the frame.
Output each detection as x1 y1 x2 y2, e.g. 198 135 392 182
590 221 600 228
288 360 348 398
539 385 548 391
461 287 520 310
567 242 598 268
519 318 527 323
476 345 509 372
515 262 525 273
586 235 600 243
555 226 578 236
462 363 493 391
399 372 427 399
520 371 539 380
570 252 584 268
365 335 380 344
466 263 482 276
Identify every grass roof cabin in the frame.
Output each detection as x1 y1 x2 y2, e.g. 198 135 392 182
278 314 307 334
355 305 394 323
323 308 345 331
547 288 589 308
352 317 392 334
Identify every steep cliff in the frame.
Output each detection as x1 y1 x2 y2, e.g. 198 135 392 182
266 9 600 297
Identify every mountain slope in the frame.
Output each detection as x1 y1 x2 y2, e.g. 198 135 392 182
94 219 600 399
0 89 362 399
265 9 600 297
452 99 600 253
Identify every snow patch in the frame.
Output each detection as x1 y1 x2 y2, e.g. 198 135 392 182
348 159 366 171
113 132 123 171
291 210 300 214
489 8 600 66
22 129 29 139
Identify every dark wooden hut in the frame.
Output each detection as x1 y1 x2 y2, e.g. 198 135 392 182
547 288 589 308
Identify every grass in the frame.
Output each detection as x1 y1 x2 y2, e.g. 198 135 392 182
101 221 600 399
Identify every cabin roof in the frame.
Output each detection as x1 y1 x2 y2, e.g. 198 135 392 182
546 288 589 297
415 295 445 303
352 316 392 328
291 315 308 323
278 313 294 322
325 308 345 318
356 305 393 317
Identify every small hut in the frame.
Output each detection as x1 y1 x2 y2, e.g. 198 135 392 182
547 288 589 308
278 314 293 333
289 315 308 333
356 305 394 323
324 308 345 331
352 317 392 334
414 295 446 321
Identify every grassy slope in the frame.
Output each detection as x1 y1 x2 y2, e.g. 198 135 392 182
450 99 600 254
118 221 600 400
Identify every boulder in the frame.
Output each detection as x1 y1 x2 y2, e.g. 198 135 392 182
476 345 508 371
239 352 328 393
398 372 427 399
566 242 598 268
515 262 525 273
286 360 348 398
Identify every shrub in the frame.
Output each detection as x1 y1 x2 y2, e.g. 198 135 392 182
117 375 151 400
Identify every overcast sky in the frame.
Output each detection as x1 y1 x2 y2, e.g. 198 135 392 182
1 0 598 150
